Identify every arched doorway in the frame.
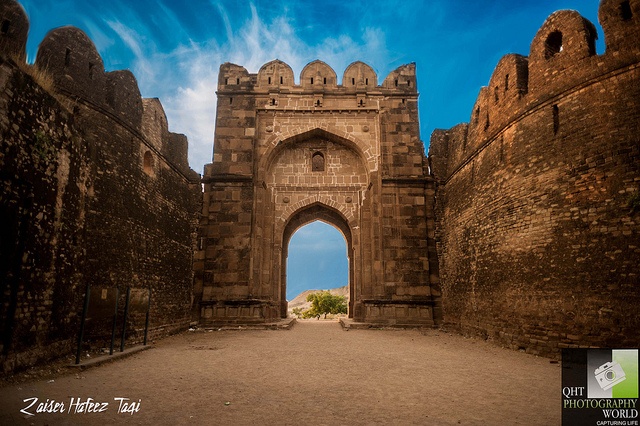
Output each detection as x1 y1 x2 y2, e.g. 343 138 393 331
286 221 348 302
281 203 354 318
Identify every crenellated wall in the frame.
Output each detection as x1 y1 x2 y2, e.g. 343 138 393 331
0 0 201 374
3 0 638 371
197 59 441 326
429 0 640 357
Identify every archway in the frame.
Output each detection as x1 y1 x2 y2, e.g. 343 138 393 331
286 221 348 301
285 221 349 319
281 203 354 318
198 61 440 326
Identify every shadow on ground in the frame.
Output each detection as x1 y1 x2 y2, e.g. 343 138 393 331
0 320 560 425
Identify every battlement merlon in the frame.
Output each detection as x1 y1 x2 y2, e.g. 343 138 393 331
0 2 201 181
428 1 640 179
215 60 419 97
0 0 28 61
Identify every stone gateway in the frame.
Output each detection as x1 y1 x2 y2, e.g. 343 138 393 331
0 0 639 375
194 60 442 326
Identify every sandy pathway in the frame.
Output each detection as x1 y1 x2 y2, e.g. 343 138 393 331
0 320 561 425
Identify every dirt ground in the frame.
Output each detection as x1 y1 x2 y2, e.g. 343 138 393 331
0 320 561 425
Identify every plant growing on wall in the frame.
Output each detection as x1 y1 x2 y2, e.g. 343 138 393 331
32 130 56 162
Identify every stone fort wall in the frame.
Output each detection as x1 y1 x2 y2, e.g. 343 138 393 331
428 0 640 357
2 0 639 373
0 0 200 374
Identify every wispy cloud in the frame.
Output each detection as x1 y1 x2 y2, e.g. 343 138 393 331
81 19 115 54
105 19 157 85
103 2 390 174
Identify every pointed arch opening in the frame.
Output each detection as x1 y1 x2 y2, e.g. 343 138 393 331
143 150 154 176
544 31 563 59
281 203 354 318
286 221 348 317
311 151 325 172
261 127 374 182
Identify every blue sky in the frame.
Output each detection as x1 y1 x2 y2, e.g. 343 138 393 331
287 221 348 300
18 0 602 300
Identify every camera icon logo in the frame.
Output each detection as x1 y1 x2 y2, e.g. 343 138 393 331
594 361 627 391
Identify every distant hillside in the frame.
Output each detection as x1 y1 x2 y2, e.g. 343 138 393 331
288 286 348 313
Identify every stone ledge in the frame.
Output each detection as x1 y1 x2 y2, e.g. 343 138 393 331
202 317 296 331
339 318 434 330
256 107 380 113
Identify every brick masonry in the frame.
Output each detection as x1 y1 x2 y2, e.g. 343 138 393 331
0 1 201 374
196 60 442 326
1 0 639 372
428 0 640 357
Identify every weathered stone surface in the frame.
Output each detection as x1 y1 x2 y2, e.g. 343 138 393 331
2 0 639 369
0 0 28 61
0 0 201 375
428 2 640 357
196 60 441 326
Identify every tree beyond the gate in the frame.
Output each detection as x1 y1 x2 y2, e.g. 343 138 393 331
301 291 347 319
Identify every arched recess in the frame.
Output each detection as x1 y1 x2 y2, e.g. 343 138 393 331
259 127 376 182
280 203 354 318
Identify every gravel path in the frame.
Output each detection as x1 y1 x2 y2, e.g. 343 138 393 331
0 320 561 425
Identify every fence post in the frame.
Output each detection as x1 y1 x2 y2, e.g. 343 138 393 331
109 287 119 355
143 288 151 346
120 287 131 352
75 283 91 365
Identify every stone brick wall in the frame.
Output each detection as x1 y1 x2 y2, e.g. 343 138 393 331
0 57 89 373
6 0 636 370
198 60 442 326
0 0 200 374
428 0 640 357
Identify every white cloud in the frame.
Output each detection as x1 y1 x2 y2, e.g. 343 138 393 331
82 20 115 55
107 3 390 175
